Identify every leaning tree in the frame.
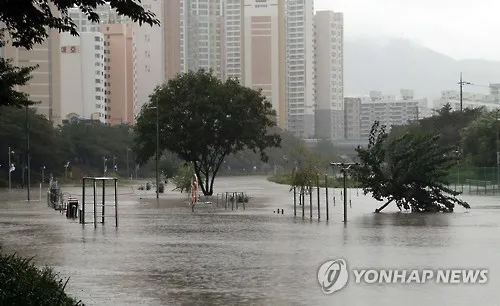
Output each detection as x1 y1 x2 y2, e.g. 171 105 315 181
134 69 281 196
354 121 470 213
0 0 159 108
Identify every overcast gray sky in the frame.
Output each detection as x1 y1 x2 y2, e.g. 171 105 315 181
315 0 500 61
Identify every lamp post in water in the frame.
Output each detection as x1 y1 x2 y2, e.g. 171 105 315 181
8 147 14 191
64 161 70 179
41 166 46 185
330 162 359 223
149 104 159 199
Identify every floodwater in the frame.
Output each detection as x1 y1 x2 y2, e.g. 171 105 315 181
0 176 499 305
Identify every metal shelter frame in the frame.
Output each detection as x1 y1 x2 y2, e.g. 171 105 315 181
80 177 118 227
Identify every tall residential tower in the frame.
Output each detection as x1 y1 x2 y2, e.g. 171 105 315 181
314 10 344 140
286 0 316 138
243 0 287 128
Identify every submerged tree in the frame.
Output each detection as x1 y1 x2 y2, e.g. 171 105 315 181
354 121 470 213
134 69 281 195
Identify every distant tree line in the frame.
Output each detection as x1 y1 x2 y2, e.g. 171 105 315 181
388 104 499 167
0 106 339 188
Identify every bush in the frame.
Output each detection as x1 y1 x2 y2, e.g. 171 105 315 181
0 252 83 305
157 182 165 193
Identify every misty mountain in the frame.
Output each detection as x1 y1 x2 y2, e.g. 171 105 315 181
344 38 500 99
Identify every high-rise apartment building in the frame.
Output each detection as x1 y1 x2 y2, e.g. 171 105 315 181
59 32 106 123
2 30 61 124
100 24 137 125
133 0 165 116
286 0 315 138
69 5 151 122
243 0 287 128
68 4 132 30
314 10 344 140
225 0 245 81
179 0 225 79
164 1 182 80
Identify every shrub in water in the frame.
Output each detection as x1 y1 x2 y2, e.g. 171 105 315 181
0 252 83 305
146 182 151 190
158 182 165 193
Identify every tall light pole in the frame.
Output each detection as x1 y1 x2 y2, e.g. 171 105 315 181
150 104 160 199
64 161 70 179
496 110 500 194
8 147 14 191
330 162 359 223
41 166 45 185
458 72 471 112
26 104 31 201
126 148 131 180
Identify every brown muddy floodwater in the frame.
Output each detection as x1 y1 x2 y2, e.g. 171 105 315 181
0 176 499 305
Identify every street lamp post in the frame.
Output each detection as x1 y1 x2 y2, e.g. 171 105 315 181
330 162 359 223
8 147 14 191
41 166 45 184
64 162 70 179
156 102 159 199
149 104 160 199
26 104 31 201
126 148 131 180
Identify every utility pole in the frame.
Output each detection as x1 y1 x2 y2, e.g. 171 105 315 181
458 72 471 112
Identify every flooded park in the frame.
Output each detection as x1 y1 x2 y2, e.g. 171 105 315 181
0 176 499 305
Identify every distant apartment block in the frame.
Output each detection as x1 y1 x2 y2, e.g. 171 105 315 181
164 1 182 80
345 90 430 139
132 0 165 117
433 85 500 112
224 0 245 81
180 0 225 79
243 0 287 128
2 30 62 124
286 0 316 138
314 10 344 140
69 4 156 120
60 32 106 123
344 97 361 139
100 24 137 125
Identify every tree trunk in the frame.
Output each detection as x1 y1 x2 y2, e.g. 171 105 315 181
375 199 393 213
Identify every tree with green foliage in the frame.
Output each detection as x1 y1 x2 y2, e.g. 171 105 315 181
134 69 281 195
355 121 471 213
172 163 194 194
461 109 500 167
388 103 483 149
0 106 65 186
0 0 159 108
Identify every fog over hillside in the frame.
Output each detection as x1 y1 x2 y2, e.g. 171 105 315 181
344 38 500 99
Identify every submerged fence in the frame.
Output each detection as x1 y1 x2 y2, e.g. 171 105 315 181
446 167 500 195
